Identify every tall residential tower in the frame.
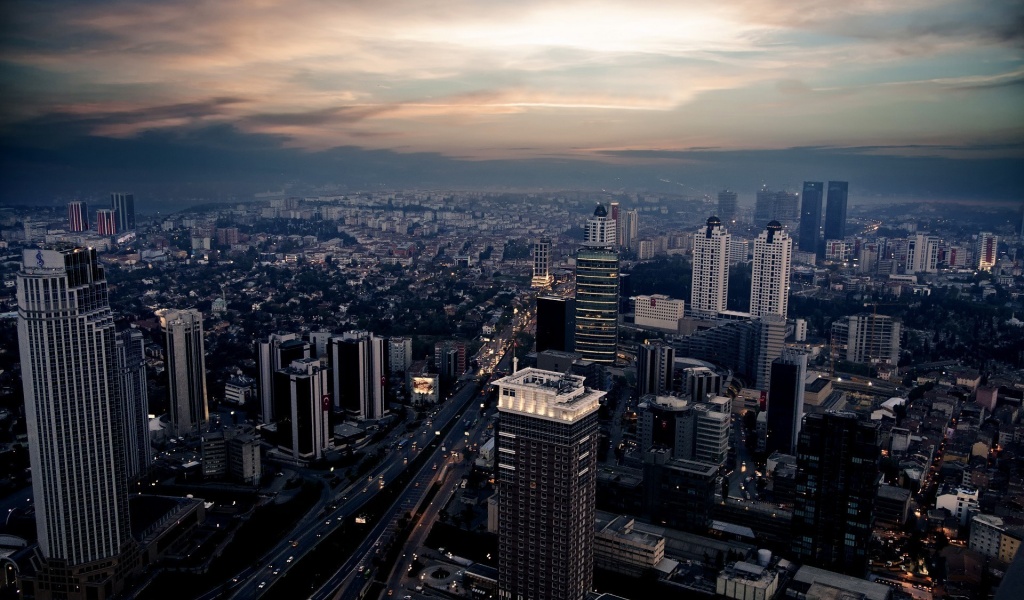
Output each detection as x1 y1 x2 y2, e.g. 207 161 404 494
750 221 792 319
690 216 731 316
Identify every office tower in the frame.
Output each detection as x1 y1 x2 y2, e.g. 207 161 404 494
792 411 880 576
765 350 806 455
676 315 784 391
907 233 939 273
257 333 310 423
754 186 774 228
160 308 209 437
329 331 387 420
717 190 738 223
110 192 136 232
797 182 823 253
306 330 332 358
823 181 848 241
532 237 554 288
637 341 675 397
495 368 602 600
96 208 117 236
977 232 998 271
618 209 638 250
691 216 731 316
633 294 685 331
642 451 719 532
831 313 901 366
750 221 792 319
274 358 332 461
637 396 730 466
388 337 413 374
575 205 619 365
434 340 466 377
67 200 89 232
17 248 136 598
116 328 151 482
536 295 574 353
774 190 799 224
679 365 723 400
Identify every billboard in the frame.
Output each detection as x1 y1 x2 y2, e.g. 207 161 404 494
412 377 435 396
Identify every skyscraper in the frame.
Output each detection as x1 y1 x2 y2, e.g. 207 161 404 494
754 186 775 228
690 216 731 316
96 208 117 236
797 181 823 253
636 340 675 397
907 233 939 273
750 221 792 319
160 308 209 437
536 295 574 353
111 192 136 232
575 205 619 364
823 181 848 241
496 368 602 600
116 328 151 483
329 331 387 420
792 411 880 576
717 190 738 223
257 333 311 423
765 350 806 455
67 200 89 232
17 248 136 598
618 208 638 250
977 232 998 271
532 237 554 288
273 357 332 461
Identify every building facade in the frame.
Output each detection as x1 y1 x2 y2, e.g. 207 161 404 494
110 192 136 232
765 350 806 456
717 190 738 224
16 248 137 599
257 333 310 423
536 296 574 353
161 308 209 437
633 294 684 331
636 341 675 397
823 181 848 241
691 216 731 316
798 181 823 254
274 357 332 461
532 238 554 288
977 232 998 272
115 328 151 482
495 368 603 600
67 200 89 233
96 208 117 236
750 221 792 319
575 205 619 365
831 313 901 366
329 331 387 420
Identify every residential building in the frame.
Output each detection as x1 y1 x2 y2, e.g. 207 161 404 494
831 313 901 366
532 237 554 288
691 216 731 316
977 232 998 271
388 337 413 374
495 368 603 600
750 221 792 319
594 515 666 577
642 449 720 531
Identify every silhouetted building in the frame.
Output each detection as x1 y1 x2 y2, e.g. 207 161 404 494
717 190 738 223
823 181 848 241
274 358 332 461
110 192 135 232
496 368 603 600
797 182 823 253
791 411 880 576
637 341 674 397
330 331 387 420
765 350 806 455
643 449 719 532
116 328 151 482
257 333 311 423
536 296 574 353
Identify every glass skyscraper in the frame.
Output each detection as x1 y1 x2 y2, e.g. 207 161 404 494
823 181 849 241
797 181 823 253
574 205 619 364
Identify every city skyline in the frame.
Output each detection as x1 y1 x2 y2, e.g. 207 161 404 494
1 1 1022 202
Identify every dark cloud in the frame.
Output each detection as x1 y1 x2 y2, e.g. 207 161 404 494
238 105 392 128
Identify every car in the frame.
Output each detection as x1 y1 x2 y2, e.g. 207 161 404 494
258 582 266 589
272 569 280 576
286 556 294 563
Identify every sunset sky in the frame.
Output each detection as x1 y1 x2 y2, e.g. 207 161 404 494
1 0 1022 201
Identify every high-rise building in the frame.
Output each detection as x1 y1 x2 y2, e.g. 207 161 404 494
17 248 137 598
329 331 387 420
717 190 738 224
388 337 413 374
797 182 823 253
96 208 117 236
495 368 602 600
536 296 574 353
161 308 209 437
831 313 901 366
774 190 799 224
792 411 879 576
977 232 998 271
575 205 619 365
257 333 310 423
273 357 332 461
532 238 554 288
907 233 939 273
676 315 784 391
618 209 638 250
765 350 806 456
691 216 731 316
754 186 775 229
67 200 89 233
111 192 136 232
750 221 792 319
116 328 151 483
637 395 731 466
823 181 848 241
642 451 720 532
434 340 466 378
636 341 675 397
858 242 880 273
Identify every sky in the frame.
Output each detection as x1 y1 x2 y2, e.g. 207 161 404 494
1 0 1023 203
